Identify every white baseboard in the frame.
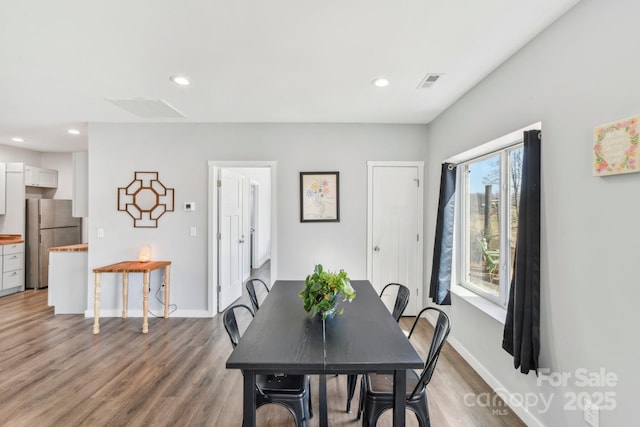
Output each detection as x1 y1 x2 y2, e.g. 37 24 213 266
445 333 545 427
84 309 213 318
254 256 270 270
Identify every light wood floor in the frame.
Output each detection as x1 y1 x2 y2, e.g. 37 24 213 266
0 287 525 427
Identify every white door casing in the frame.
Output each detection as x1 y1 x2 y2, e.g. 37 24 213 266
208 161 277 317
218 168 244 311
367 161 424 316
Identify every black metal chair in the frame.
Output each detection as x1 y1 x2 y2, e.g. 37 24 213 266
246 278 270 312
222 304 313 427
345 283 410 412
359 306 451 427
380 282 411 322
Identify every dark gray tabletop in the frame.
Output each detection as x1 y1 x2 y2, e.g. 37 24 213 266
226 280 422 373
324 280 422 372
226 280 325 373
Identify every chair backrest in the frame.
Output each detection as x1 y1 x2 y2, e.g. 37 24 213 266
407 306 451 399
246 278 270 312
380 283 410 322
223 304 255 348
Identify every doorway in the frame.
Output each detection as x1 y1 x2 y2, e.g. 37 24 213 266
367 161 424 316
250 181 259 269
208 161 276 315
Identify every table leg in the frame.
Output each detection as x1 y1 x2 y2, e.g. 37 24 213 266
163 265 171 318
92 272 101 334
319 374 328 427
122 272 128 318
242 371 256 427
392 369 406 427
142 271 149 334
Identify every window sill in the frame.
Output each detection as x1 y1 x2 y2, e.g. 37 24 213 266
450 284 507 324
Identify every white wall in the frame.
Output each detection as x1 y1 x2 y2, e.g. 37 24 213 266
425 0 639 425
0 144 42 165
87 123 428 317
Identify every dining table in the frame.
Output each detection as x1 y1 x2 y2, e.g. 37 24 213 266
225 280 423 427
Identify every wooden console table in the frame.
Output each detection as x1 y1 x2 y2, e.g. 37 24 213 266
92 260 171 334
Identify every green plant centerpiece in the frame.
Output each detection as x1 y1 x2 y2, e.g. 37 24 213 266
300 264 356 319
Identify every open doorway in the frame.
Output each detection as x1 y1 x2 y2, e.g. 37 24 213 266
208 161 276 315
250 180 259 269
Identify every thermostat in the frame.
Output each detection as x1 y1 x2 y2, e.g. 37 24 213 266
184 202 196 211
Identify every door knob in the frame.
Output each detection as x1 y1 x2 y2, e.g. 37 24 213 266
374 246 380 252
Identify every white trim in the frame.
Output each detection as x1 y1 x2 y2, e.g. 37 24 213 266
208 161 277 316
421 310 543 427
85 309 211 318
445 332 545 427
366 160 424 313
450 284 507 324
446 121 541 165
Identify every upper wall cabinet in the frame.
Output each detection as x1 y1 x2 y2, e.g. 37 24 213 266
0 162 6 215
24 166 58 188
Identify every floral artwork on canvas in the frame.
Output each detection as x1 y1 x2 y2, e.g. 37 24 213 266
593 115 639 176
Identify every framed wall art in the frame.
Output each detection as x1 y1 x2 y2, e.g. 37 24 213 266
593 114 639 176
300 172 340 222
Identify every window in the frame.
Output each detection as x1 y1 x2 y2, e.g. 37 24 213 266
459 144 523 306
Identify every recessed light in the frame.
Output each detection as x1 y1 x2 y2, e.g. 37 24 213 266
11 137 24 142
170 75 191 86
371 77 389 88
67 129 80 135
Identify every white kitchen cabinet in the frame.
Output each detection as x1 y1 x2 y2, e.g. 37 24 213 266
1 242 24 291
24 165 58 188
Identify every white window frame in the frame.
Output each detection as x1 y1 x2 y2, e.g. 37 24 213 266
447 122 541 309
459 147 520 306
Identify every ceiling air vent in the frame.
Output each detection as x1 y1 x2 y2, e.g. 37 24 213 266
106 98 185 118
417 73 443 89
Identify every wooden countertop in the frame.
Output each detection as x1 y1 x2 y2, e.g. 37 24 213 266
93 260 171 273
0 234 24 245
49 243 88 252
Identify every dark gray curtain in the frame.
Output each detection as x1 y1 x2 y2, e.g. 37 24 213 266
429 163 456 305
502 129 541 374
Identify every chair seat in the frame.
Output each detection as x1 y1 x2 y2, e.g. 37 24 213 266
257 374 308 395
365 370 426 401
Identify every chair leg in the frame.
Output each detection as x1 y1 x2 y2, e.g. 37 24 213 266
346 374 358 412
291 398 306 427
356 375 366 420
307 381 313 419
411 398 430 427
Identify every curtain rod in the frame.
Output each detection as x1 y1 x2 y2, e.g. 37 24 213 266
445 128 541 168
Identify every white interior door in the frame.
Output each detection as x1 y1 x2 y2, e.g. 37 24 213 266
218 168 244 311
250 182 259 269
368 163 423 316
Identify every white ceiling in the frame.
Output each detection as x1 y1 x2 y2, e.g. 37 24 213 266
0 0 581 153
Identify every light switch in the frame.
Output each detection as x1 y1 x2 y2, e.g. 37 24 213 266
190 226 197 237
97 228 104 238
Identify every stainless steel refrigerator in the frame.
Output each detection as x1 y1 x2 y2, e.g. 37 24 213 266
25 199 82 289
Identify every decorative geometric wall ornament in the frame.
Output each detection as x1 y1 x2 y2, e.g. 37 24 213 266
118 172 175 228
